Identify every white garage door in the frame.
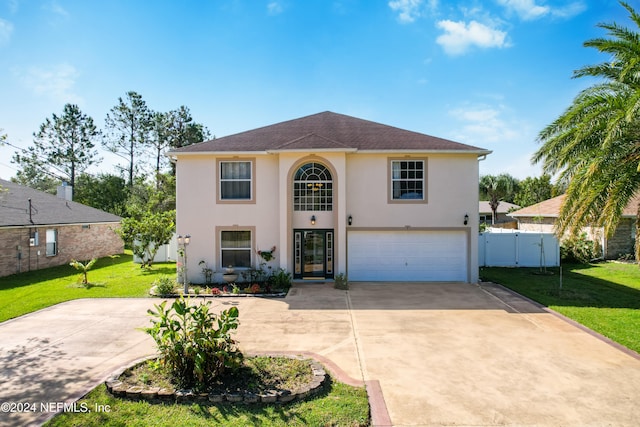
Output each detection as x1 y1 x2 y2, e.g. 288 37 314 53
347 230 467 282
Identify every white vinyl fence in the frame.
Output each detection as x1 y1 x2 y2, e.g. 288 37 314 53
479 230 560 267
133 234 178 264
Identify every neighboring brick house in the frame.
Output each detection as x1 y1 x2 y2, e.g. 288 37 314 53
509 194 638 259
0 179 124 278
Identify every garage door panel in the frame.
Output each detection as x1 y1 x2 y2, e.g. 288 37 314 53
348 231 467 282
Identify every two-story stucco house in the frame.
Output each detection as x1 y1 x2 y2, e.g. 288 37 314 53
168 112 490 283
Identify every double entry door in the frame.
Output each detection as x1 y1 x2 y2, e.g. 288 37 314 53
293 229 333 279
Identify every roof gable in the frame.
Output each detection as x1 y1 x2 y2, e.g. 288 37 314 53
169 111 490 154
0 179 122 227
273 133 354 151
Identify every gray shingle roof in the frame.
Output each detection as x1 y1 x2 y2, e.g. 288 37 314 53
0 179 122 227
168 111 490 154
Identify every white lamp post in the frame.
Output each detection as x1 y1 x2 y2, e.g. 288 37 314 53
177 234 191 294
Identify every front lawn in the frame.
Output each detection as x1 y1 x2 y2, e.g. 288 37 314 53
0 252 173 323
44 380 370 427
480 262 640 354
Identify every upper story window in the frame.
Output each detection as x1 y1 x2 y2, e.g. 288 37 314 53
219 160 253 201
390 159 426 202
293 162 333 211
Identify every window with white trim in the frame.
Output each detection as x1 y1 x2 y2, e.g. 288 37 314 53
293 162 333 211
391 160 425 201
46 229 58 256
220 161 252 200
220 230 252 268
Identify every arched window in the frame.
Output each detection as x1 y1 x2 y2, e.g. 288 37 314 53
293 162 333 211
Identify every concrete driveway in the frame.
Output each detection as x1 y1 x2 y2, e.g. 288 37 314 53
1 282 640 426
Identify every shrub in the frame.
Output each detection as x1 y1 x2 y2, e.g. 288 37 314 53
144 297 243 390
153 276 176 296
334 273 348 290
561 233 597 264
269 268 292 290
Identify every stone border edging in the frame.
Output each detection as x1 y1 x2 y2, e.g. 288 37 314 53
149 290 288 299
104 354 328 404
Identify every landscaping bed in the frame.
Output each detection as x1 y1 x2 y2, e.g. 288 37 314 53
106 355 328 405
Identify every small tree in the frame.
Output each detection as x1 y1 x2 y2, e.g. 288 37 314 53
70 258 98 286
118 210 175 268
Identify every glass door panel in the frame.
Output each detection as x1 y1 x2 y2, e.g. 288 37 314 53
303 231 325 278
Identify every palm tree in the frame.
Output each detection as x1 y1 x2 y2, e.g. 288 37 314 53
533 1 640 262
479 174 518 225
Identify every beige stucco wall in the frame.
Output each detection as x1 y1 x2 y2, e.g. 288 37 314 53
176 154 281 282
176 151 481 283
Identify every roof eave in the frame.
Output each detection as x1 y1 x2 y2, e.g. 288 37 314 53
167 148 492 156
356 149 493 156
1 220 122 229
167 151 270 158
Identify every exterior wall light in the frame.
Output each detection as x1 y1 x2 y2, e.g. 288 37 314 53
311 215 316 225
464 214 469 226
348 215 353 226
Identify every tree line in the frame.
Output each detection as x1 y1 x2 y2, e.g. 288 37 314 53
479 173 566 223
9 91 210 218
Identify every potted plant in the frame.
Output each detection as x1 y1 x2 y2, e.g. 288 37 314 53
222 265 238 283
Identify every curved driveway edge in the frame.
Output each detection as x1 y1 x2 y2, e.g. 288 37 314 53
2 282 640 426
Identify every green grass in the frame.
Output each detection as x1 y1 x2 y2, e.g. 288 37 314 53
44 380 370 427
480 262 640 354
0 252 174 323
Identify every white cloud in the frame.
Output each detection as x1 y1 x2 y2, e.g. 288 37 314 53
267 1 284 16
448 105 519 144
389 0 423 23
16 63 83 104
496 0 549 20
436 20 508 55
551 1 586 19
0 19 13 46
497 0 586 21
43 1 70 18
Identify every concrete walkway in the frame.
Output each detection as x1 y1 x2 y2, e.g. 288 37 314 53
1 282 640 426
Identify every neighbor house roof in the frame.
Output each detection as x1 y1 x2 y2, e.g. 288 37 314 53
0 179 122 228
479 201 520 214
509 193 640 218
168 111 491 155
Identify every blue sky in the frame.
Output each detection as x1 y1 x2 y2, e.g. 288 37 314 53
0 0 629 181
